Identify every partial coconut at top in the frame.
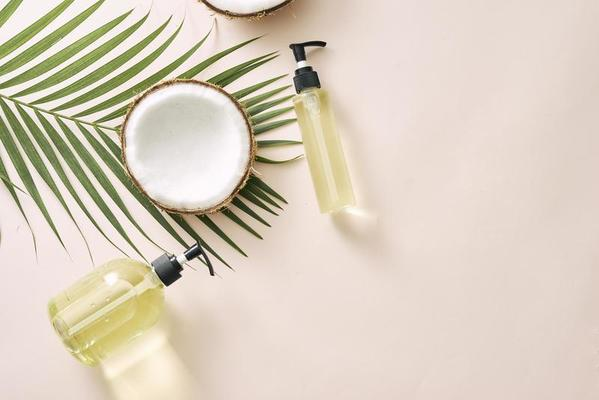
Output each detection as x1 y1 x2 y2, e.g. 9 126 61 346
200 0 294 18
121 80 255 215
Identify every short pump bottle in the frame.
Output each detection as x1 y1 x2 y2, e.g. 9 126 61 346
48 242 212 366
290 41 356 213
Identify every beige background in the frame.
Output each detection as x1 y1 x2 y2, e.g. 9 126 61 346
1 0 599 399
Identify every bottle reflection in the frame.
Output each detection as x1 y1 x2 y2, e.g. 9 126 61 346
332 206 378 237
101 316 194 400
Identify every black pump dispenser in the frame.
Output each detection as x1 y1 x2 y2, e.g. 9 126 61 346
151 241 214 286
289 41 327 93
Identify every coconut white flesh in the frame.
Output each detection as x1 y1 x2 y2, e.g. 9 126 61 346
124 82 251 212
205 0 289 15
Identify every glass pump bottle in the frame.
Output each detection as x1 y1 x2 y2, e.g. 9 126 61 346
48 242 212 366
290 41 356 213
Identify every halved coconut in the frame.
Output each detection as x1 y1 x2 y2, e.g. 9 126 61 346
200 0 294 18
121 80 255 215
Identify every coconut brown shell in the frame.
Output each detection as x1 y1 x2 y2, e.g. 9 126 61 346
121 79 256 215
199 0 294 18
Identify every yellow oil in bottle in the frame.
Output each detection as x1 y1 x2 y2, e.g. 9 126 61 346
294 87 356 213
48 259 165 366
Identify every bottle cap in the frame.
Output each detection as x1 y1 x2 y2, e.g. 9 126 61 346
289 41 327 93
151 242 214 286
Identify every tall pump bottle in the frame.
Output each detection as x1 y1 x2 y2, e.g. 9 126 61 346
290 41 356 213
48 242 212 366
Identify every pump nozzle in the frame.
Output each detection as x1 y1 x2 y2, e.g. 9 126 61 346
152 241 214 286
289 41 327 65
181 241 213 276
289 40 327 93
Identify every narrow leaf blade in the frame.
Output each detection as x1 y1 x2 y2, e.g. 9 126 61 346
59 120 159 253
232 197 270 227
0 8 130 88
61 19 184 114
0 153 36 253
0 0 74 60
251 106 294 125
2 100 94 259
32 111 128 256
248 95 295 116
85 127 189 249
177 36 261 79
198 215 247 257
248 176 287 204
16 11 149 98
239 187 278 215
0 0 23 30
253 118 296 135
222 208 263 240
243 86 291 109
33 13 167 104
255 154 303 164
0 0 104 77
86 24 213 119
257 139 302 148
232 75 287 100
0 106 65 249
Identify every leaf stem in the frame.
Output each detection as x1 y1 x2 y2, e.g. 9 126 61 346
0 93 118 132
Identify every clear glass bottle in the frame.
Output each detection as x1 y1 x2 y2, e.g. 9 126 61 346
290 41 356 213
48 243 212 366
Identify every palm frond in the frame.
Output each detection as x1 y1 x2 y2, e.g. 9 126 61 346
0 0 22 29
1 99 93 260
0 167 26 193
257 139 302 148
0 150 36 254
0 0 299 270
0 107 65 249
0 0 73 60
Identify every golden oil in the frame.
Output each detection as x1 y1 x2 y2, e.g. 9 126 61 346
48 259 165 366
289 41 356 213
294 87 356 213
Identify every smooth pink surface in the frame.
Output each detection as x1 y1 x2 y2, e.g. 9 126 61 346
1 0 599 399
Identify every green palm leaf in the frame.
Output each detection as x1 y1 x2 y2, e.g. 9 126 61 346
58 120 159 254
0 110 65 249
257 139 302 148
32 12 163 104
20 106 124 257
0 9 131 89
74 24 213 118
0 168 26 194
222 209 263 240
0 0 22 29
248 95 295 116
35 112 133 257
0 0 104 76
0 100 93 260
256 155 303 164
242 86 291 108
95 36 264 123
248 176 288 204
14 10 147 98
54 17 182 112
0 0 298 270
0 0 73 60
254 118 297 135
233 75 287 99
82 126 188 249
0 151 36 253
232 197 271 227
252 107 294 125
